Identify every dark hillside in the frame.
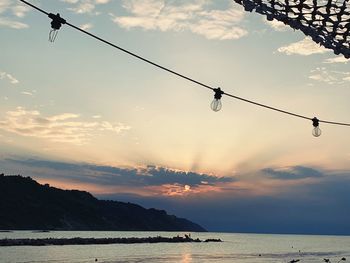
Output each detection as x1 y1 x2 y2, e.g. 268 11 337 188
0 174 205 232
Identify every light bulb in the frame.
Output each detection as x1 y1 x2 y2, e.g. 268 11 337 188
211 98 222 112
312 126 322 137
211 87 224 112
311 117 321 137
49 29 59 42
48 13 66 42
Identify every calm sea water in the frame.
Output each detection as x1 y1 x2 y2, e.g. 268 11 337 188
0 231 349 263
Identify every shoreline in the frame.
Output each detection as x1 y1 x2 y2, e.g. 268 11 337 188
0 236 222 246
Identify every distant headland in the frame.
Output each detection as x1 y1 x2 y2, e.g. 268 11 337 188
0 174 205 232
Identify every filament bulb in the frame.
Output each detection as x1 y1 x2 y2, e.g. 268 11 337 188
49 29 59 42
211 87 224 112
211 99 222 112
312 126 322 137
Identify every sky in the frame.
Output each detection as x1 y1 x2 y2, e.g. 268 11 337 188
0 0 350 234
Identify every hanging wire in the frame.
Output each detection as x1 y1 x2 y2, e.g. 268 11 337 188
17 0 350 128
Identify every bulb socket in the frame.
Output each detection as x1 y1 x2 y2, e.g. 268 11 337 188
48 13 66 30
213 88 224 100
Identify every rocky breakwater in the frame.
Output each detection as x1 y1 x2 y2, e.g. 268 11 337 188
0 236 222 246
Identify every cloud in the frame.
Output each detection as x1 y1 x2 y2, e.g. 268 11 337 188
99 169 350 235
0 0 10 13
62 0 111 14
3 156 350 234
262 166 324 180
11 5 30 18
80 23 93 30
2 158 234 196
277 37 329 56
21 91 33 96
309 67 350 85
0 18 28 29
0 1 30 29
0 107 130 145
112 0 247 40
0 71 19 84
323 57 349 64
61 0 80 3
264 18 288 32
69 2 96 14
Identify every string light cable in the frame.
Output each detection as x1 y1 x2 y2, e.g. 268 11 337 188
18 0 350 137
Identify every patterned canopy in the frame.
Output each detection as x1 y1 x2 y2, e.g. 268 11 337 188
233 0 350 58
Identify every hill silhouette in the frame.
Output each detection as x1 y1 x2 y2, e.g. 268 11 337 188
0 174 205 231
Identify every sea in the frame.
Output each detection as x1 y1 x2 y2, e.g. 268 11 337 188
0 231 349 263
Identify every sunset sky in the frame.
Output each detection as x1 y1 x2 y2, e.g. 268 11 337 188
1 0 350 234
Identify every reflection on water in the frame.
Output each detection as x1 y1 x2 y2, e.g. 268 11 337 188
181 252 192 263
0 231 349 263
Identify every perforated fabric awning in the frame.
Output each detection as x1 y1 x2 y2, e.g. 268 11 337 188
233 0 350 58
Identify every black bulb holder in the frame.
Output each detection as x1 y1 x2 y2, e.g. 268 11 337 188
48 13 66 42
312 117 319 128
48 13 66 30
213 87 224 100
